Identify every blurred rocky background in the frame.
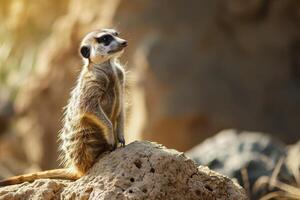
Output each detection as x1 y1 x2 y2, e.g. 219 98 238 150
0 0 300 199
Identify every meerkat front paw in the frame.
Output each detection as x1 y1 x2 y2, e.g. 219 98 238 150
110 143 117 151
118 135 125 147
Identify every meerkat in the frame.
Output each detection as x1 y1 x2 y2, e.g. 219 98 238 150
0 28 128 186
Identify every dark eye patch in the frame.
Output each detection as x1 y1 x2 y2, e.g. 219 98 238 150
96 34 114 46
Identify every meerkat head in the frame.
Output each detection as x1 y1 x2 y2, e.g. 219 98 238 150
79 29 128 64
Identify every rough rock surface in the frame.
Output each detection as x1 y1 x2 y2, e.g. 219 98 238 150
0 141 247 200
186 129 296 199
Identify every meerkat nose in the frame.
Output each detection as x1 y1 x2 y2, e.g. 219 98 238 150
121 41 128 47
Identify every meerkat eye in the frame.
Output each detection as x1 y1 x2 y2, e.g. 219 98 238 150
96 34 114 46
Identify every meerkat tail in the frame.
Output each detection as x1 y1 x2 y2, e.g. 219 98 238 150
0 169 81 187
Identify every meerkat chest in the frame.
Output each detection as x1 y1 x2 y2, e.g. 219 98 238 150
97 67 121 117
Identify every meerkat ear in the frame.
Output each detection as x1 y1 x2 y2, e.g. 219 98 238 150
80 46 90 58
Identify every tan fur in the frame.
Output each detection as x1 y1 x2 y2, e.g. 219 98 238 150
0 29 127 186
0 169 80 186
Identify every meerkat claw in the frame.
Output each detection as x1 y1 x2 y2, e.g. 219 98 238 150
119 138 125 147
120 141 125 147
110 144 117 151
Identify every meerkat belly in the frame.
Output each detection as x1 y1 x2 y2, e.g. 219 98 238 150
62 119 110 173
100 81 120 122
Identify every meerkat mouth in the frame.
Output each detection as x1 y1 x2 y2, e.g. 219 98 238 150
108 47 125 54
108 48 123 54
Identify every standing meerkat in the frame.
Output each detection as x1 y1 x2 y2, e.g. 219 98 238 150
0 28 128 186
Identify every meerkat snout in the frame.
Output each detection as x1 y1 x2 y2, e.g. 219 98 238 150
120 40 128 47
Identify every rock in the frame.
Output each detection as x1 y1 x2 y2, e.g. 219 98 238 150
186 129 295 199
113 0 300 151
0 141 248 200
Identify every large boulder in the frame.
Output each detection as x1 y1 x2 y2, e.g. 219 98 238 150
0 141 247 200
186 129 296 199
